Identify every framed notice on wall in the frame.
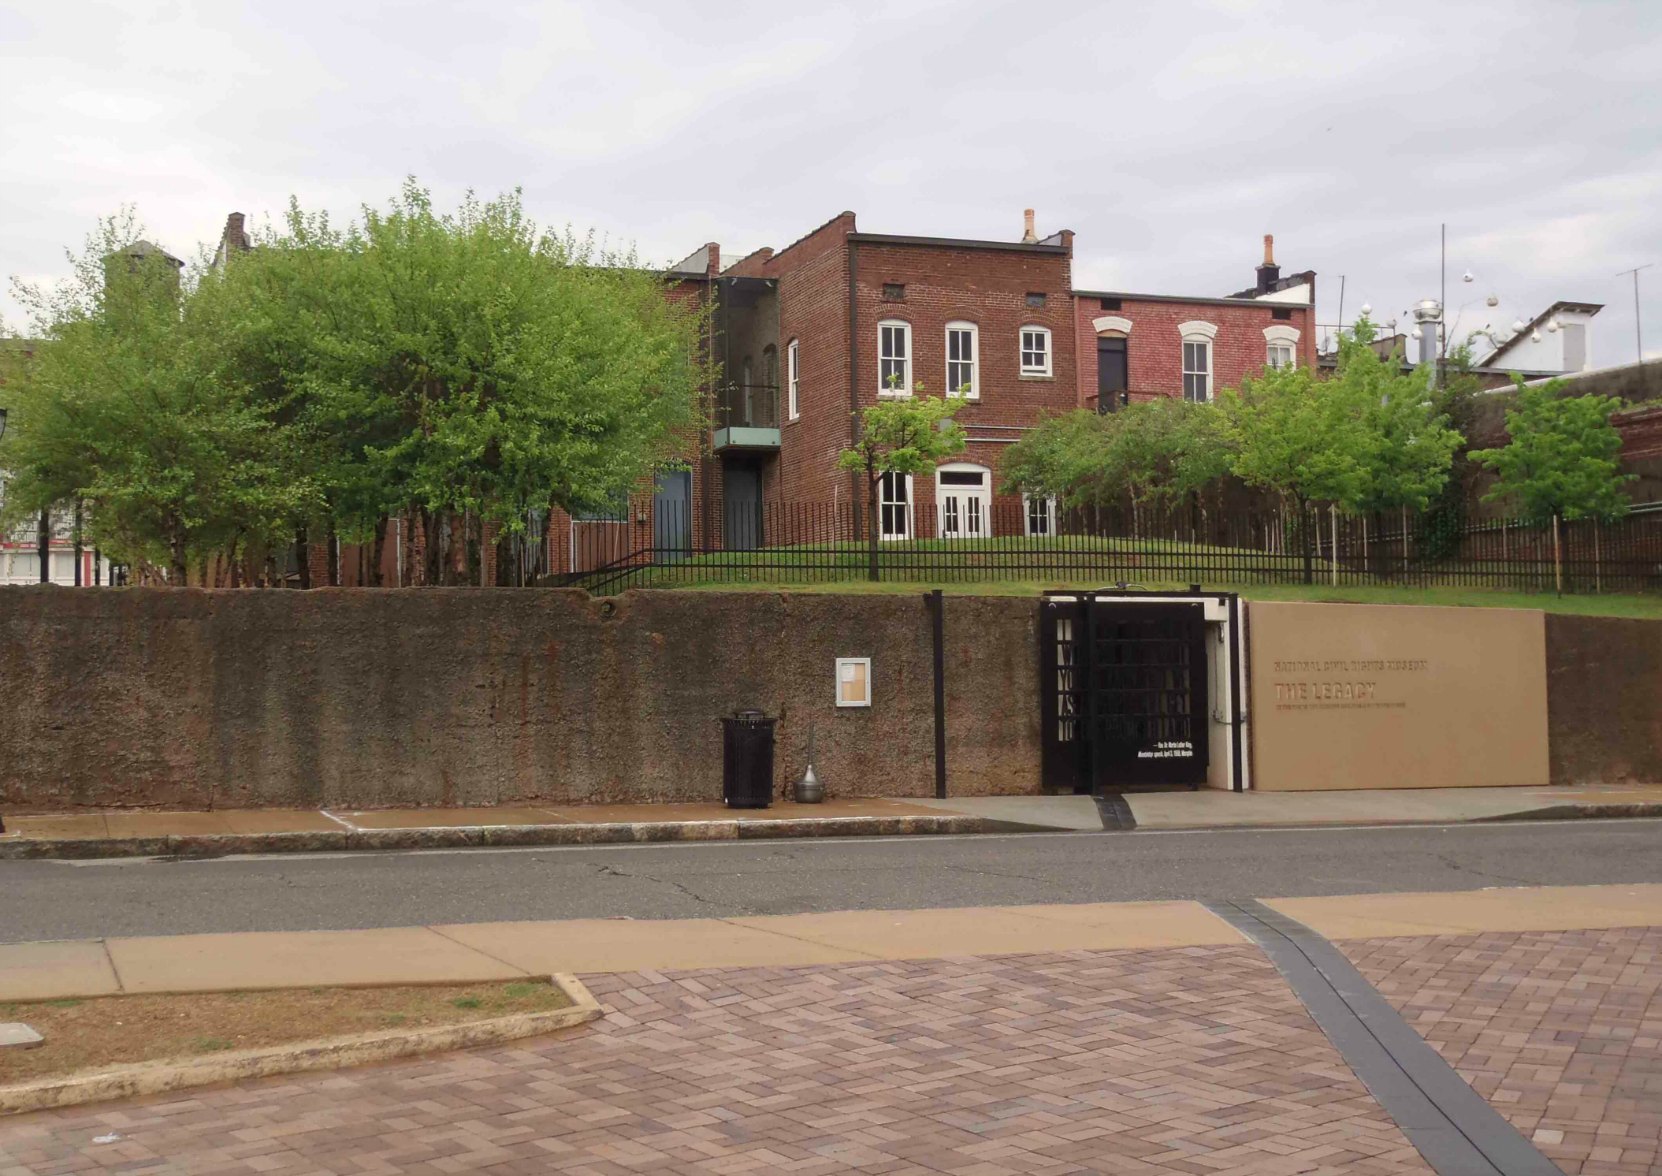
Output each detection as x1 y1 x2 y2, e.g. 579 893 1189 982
836 657 871 707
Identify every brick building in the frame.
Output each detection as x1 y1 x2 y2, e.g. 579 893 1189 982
597 217 1315 556
190 206 1320 577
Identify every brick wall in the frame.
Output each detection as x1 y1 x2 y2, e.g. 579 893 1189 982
1073 293 1318 411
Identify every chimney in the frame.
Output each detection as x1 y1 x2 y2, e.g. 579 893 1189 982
217 212 251 264
1021 209 1038 244
1255 232 1280 295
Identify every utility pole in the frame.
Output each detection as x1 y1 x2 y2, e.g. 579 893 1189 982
1615 263 1651 363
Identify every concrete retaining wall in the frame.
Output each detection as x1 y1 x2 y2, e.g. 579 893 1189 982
0 588 1041 811
1545 614 1662 786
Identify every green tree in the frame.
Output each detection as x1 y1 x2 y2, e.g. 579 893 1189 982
1334 320 1463 519
2 212 317 581
837 388 966 581
1224 363 1366 583
209 182 707 586
1003 399 1232 515
1470 377 1631 524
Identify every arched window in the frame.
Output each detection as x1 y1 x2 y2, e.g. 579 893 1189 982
945 321 979 399
1178 321 1217 402
1263 324 1300 370
878 319 911 396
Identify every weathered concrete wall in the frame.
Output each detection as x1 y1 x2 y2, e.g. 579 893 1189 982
1545 614 1662 786
0 588 1041 811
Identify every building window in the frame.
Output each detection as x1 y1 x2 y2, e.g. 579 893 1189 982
1025 292 1047 309
1023 493 1058 537
878 320 911 396
1272 307 1293 321
1098 297 1122 311
1182 341 1211 401
882 282 906 301
787 338 800 420
1263 325 1300 371
1020 326 1052 376
879 472 913 540
945 321 978 399
1178 321 1218 403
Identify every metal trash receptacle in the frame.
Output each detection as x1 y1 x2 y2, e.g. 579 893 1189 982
721 709 776 808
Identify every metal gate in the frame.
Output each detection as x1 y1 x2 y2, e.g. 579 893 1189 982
1041 597 1210 793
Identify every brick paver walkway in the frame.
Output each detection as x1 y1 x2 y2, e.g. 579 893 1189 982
0 944 1429 1175
1347 926 1662 1176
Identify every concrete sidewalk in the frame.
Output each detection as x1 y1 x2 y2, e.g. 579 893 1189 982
2 883 1658 1004
0 797 1013 860
2 783 1658 861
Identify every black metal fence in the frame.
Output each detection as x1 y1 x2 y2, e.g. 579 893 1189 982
559 497 1662 596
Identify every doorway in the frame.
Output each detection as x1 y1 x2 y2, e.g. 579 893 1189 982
1041 596 1213 793
936 464 991 539
1097 337 1128 414
723 460 763 550
653 470 691 561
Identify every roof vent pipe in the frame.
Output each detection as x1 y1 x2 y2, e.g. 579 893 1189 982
1021 209 1038 244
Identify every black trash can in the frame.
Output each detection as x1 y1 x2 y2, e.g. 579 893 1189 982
721 709 776 808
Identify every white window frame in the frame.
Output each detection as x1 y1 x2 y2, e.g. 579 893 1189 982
1263 324 1299 370
945 321 979 399
1023 493 1059 537
1020 325 1053 377
935 462 992 540
879 471 913 540
1178 321 1217 403
787 338 800 419
835 657 872 708
878 319 911 397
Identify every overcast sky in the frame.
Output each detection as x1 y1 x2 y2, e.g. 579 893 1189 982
3 1 1659 363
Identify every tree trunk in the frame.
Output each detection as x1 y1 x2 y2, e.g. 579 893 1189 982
170 530 188 586
72 500 84 587
867 478 881 583
422 509 442 587
1553 513 1563 596
37 509 50 583
494 527 518 588
326 525 340 587
295 527 311 589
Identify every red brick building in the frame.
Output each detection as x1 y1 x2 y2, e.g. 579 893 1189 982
1073 235 1317 416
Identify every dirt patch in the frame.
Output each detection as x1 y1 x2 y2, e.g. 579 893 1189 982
0 979 570 1084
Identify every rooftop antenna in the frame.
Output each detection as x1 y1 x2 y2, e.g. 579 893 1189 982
1616 262 1652 363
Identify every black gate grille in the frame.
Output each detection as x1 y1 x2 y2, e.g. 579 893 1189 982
1042 598 1210 792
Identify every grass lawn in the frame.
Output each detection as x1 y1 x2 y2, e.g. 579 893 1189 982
0 979 571 1084
670 578 1662 618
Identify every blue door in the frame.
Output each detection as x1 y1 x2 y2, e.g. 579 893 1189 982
653 471 692 561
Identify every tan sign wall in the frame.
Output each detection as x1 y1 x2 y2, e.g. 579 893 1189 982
1247 602 1549 791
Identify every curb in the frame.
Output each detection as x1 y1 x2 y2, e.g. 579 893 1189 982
0 973 602 1116
0 814 1011 860
1137 803 1662 833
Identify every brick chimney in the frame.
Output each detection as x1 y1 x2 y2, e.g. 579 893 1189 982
1021 209 1038 244
1255 233 1280 295
217 212 251 266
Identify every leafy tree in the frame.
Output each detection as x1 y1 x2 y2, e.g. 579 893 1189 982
1470 377 1631 524
1223 363 1366 582
1334 319 1463 519
5 183 708 587
2 212 317 581
1003 399 1233 518
837 387 966 580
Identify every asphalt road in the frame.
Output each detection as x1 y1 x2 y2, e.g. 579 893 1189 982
3 818 1659 943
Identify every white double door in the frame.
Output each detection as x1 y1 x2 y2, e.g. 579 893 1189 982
936 464 991 539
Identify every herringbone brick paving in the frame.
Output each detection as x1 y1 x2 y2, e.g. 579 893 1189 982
1347 926 1662 1176
0 944 1430 1174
